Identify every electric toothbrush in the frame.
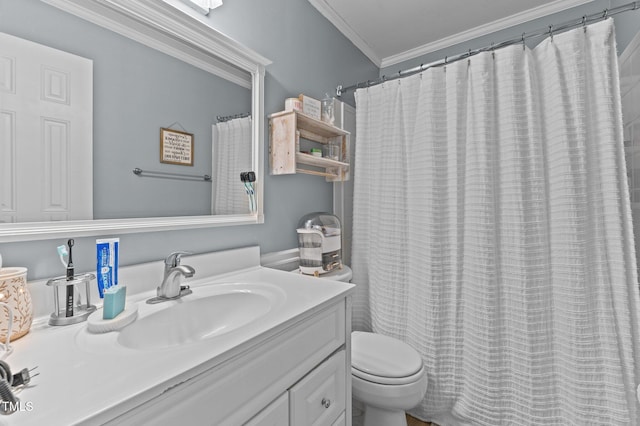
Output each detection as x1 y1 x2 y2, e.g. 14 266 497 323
65 239 74 317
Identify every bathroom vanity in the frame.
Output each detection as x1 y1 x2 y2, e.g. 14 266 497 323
7 247 353 425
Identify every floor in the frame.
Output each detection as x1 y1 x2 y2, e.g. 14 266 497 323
353 401 436 426
407 414 436 426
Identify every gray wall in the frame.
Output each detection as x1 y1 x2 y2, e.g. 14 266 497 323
0 0 378 280
380 0 640 77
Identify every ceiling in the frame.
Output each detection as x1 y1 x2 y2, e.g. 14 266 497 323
309 0 594 68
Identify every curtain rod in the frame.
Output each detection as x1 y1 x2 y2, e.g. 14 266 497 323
216 112 251 122
336 1 639 97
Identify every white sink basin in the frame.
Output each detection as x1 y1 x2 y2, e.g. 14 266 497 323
117 282 286 351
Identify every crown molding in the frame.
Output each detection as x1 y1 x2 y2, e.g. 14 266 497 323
308 0 382 67
381 0 593 68
309 0 593 70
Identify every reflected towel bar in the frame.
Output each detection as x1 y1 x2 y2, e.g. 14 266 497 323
133 168 211 182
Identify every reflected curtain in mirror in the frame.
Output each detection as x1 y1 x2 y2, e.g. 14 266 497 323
212 116 252 214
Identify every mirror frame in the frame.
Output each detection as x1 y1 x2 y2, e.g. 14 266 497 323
0 0 271 242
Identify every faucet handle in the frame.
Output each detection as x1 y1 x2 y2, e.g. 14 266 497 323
165 251 193 267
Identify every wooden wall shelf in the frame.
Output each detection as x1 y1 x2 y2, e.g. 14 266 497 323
269 110 350 182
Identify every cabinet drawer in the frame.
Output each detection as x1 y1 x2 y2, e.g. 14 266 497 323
290 350 346 426
332 412 346 426
245 393 289 426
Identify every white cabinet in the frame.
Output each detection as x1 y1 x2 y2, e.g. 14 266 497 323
332 412 347 425
290 350 346 425
107 298 351 426
247 349 347 426
245 393 289 426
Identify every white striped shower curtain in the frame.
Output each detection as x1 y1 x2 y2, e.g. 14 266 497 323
351 19 640 425
212 116 252 214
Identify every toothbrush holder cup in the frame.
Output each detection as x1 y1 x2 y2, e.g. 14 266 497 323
46 273 97 326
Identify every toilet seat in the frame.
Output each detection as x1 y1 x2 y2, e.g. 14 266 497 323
351 331 423 386
352 363 425 385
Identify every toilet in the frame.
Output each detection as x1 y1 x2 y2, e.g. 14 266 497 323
351 331 428 426
307 265 428 426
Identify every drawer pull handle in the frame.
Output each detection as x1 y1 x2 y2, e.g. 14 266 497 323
321 398 331 408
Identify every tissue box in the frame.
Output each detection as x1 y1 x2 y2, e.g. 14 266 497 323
284 97 302 112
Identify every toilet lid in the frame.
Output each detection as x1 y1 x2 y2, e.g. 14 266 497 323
351 331 423 381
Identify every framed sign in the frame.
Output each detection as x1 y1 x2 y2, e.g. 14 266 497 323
160 128 194 166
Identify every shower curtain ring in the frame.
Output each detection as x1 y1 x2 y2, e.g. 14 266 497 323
549 25 554 41
521 34 525 50
582 15 587 32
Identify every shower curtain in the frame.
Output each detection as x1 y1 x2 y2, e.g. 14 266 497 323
212 116 252 214
351 19 640 425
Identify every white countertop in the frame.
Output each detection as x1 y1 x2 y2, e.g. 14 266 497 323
4 265 353 425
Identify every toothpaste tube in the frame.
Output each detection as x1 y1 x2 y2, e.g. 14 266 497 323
96 238 119 298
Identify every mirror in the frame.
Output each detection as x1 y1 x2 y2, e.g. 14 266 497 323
0 0 269 242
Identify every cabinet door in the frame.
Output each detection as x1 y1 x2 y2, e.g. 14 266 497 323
331 412 346 426
245 393 289 426
289 350 346 426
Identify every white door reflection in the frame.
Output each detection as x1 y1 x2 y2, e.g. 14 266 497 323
0 32 92 223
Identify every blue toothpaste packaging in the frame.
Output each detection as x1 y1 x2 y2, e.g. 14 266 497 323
96 238 119 298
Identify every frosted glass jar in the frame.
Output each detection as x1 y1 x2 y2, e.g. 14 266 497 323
323 143 340 161
321 97 335 125
0 267 33 341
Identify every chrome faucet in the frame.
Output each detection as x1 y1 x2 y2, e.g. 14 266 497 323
147 251 195 304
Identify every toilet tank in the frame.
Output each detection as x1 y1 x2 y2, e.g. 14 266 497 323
297 212 342 276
